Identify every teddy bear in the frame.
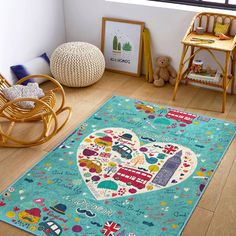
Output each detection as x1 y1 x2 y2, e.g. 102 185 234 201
153 56 177 87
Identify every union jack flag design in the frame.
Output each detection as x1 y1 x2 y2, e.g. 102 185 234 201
101 221 121 236
163 144 178 155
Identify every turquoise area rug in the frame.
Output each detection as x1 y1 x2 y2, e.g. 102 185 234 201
0 96 235 236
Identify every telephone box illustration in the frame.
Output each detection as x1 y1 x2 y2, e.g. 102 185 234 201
151 150 182 186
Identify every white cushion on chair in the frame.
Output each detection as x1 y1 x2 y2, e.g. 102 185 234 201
2 83 45 109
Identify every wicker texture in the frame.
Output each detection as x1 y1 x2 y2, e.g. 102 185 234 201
0 74 72 147
50 42 105 87
173 12 236 113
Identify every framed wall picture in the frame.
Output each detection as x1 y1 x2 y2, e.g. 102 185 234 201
101 17 145 77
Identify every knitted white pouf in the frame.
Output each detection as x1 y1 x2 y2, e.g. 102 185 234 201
50 42 105 87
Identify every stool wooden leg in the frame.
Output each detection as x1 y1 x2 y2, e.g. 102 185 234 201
222 52 230 113
231 49 236 95
185 46 195 85
173 45 188 101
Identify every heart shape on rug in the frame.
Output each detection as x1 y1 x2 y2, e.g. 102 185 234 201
77 128 197 200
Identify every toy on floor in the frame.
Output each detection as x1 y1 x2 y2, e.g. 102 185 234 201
153 56 177 87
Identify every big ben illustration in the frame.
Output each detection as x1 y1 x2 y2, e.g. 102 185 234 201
151 150 182 186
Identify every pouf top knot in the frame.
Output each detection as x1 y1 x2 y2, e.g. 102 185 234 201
57 42 98 55
50 42 105 87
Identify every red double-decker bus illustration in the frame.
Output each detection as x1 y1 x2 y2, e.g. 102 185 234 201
165 109 196 124
113 167 153 189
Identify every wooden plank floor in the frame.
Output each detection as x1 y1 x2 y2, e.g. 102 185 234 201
0 71 236 236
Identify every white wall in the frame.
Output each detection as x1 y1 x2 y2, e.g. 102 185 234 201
64 0 236 92
1 0 235 90
0 0 66 84
64 0 196 71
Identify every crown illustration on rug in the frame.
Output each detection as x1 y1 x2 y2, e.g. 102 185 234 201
119 133 133 141
50 203 67 215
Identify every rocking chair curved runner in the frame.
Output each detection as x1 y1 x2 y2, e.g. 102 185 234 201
0 74 72 147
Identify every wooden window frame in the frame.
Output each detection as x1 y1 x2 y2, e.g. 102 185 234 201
149 0 236 10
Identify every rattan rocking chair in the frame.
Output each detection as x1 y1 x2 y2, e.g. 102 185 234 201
0 74 72 147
